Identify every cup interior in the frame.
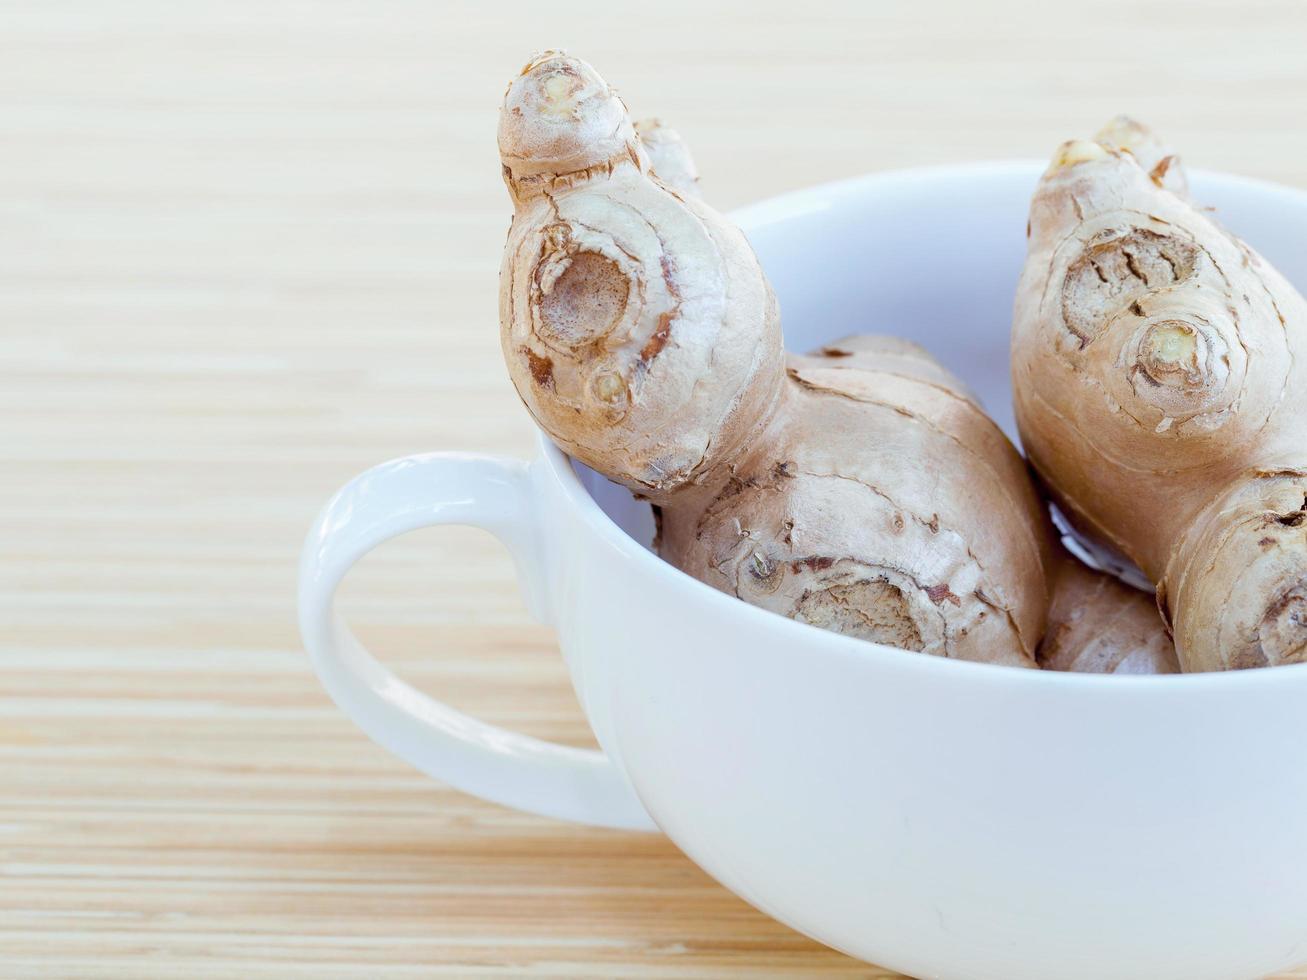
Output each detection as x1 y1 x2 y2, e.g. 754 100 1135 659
575 161 1307 551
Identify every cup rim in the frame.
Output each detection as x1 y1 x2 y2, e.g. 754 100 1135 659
532 159 1307 687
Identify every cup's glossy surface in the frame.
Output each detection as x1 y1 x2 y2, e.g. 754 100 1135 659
301 162 1307 980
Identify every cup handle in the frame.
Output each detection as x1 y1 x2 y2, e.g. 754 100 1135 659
298 452 657 831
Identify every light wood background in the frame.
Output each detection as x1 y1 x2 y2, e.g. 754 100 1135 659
5 1 1307 976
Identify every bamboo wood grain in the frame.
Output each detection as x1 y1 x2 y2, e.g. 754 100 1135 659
4 1 1307 975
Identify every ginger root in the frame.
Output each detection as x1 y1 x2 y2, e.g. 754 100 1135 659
497 51 1176 672
1013 117 1307 671
498 51 783 497
1040 557 1179 674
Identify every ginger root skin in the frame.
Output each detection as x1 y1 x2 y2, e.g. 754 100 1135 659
497 52 1179 672
1013 118 1307 671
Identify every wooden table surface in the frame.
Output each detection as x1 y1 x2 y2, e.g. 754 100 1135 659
5 2 1307 976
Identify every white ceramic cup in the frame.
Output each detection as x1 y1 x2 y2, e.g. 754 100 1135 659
299 162 1307 980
